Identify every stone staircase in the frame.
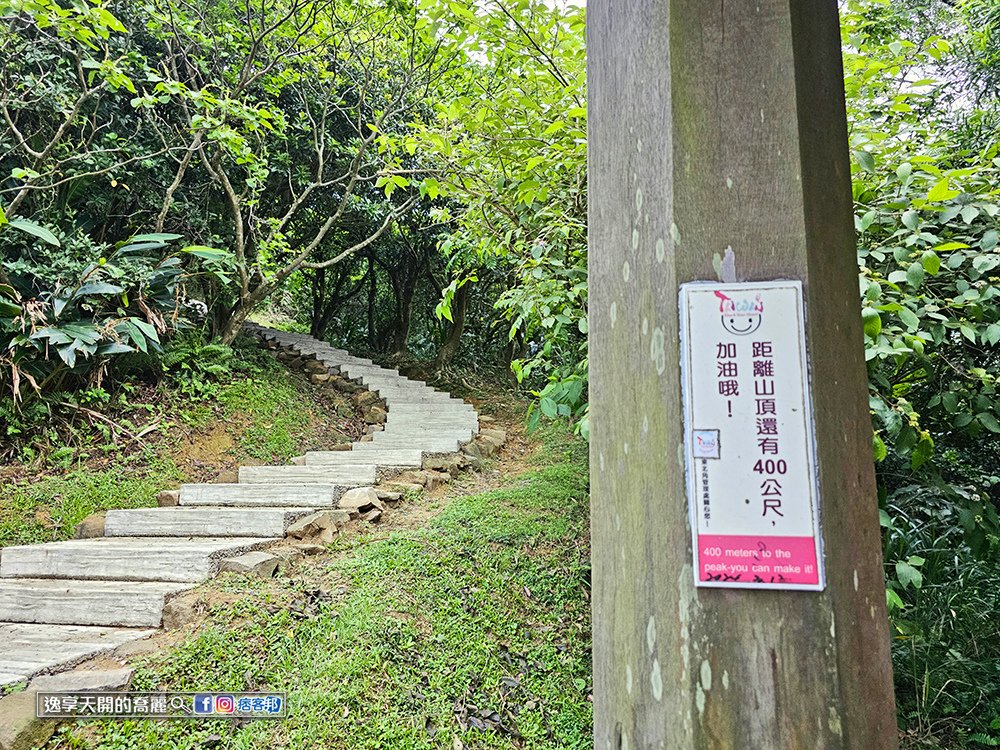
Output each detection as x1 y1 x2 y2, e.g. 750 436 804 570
0 325 481 687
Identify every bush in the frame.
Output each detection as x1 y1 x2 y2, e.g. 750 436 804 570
161 333 234 399
0 220 231 405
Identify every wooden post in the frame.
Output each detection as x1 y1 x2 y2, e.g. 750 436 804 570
587 2 898 748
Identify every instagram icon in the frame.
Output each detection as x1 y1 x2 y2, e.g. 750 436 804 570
215 695 236 714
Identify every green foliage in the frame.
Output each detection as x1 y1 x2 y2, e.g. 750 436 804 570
414 1 588 426
844 1 1000 744
161 334 234 399
0 230 224 404
881 483 1000 747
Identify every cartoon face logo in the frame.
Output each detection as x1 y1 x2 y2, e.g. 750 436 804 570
714 290 763 336
692 429 720 459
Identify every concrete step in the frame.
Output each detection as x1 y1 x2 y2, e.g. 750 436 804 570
359 440 464 452
0 623 154 687
238 464 377 485
386 404 475 412
379 428 476 440
383 417 478 428
303 449 422 467
180 483 340 507
105 507 314 537
0 537 277 583
0 579 190 627
374 386 452 395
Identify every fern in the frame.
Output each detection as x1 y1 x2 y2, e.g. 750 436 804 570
969 734 1000 747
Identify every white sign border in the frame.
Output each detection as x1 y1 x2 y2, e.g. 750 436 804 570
678 279 827 592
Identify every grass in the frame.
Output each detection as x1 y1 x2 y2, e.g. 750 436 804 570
0 336 357 550
0 455 183 549
49 428 593 750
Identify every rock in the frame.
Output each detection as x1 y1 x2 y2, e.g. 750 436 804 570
291 455 306 466
352 390 382 408
303 360 327 374
157 490 180 507
422 470 451 492
479 415 496 423
161 596 201 630
309 373 331 384
219 551 280 578
394 471 428 487
360 509 382 524
0 691 55 750
461 442 484 460
382 482 424 494
422 454 469 478
339 487 384 512
332 378 363 394
476 435 504 457
29 667 133 693
74 513 105 539
288 357 305 369
360 434 374 442
364 406 387 425
216 470 238 484
366 424 382 435
479 428 507 444
375 490 402 502
286 510 350 544
330 444 353 452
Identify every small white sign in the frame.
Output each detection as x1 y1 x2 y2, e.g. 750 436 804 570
679 280 825 591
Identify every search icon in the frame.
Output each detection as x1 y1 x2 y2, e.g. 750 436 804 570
169 695 192 715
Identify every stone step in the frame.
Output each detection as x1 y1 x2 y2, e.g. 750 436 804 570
372 395 450 403
384 405 475 413
105 507 314 537
238 465 377 485
373 388 454 403
386 403 475 412
0 537 277 583
374 440 472 451
359 440 464 452
379 428 476 440
0 579 190 627
383 417 478 428
180 483 340 507
0 623 154 687
303 449 422 467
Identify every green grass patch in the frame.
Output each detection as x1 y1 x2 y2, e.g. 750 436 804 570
218 376 319 462
0 454 182 549
52 430 593 749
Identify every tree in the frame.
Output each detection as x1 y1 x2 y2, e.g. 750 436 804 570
411 0 588 416
142 0 451 342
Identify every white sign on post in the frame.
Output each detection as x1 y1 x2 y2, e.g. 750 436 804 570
679 280 825 591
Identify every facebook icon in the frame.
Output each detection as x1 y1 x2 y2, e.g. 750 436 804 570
193 694 215 715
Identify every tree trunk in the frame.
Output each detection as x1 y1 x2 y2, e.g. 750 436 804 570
434 282 469 369
391 277 416 356
366 257 378 350
218 303 250 345
310 268 326 338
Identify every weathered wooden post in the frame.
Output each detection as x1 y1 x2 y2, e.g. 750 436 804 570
588 2 898 748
